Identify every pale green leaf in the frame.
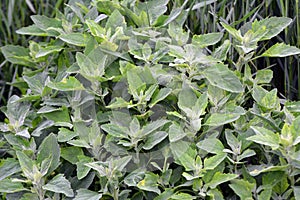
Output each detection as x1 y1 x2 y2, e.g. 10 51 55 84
229 179 255 199
0 158 21 181
47 77 84 91
247 126 280 149
137 172 160 194
197 138 224 154
207 172 238 189
74 189 102 200
0 179 26 193
203 63 243 93
261 43 300 57
43 174 74 197
192 32 223 48
59 33 91 47
204 153 227 170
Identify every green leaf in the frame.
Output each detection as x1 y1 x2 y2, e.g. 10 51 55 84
43 174 74 197
0 158 21 181
57 128 78 142
16 151 34 180
47 77 84 91
101 124 128 138
149 88 172 107
140 0 169 25
247 126 280 150
220 22 243 42
192 32 223 48
212 40 231 61
206 172 238 189
74 189 102 200
141 119 169 136
1 45 35 67
178 86 197 111
105 9 126 31
37 133 60 176
41 106 71 123
205 104 245 126
61 146 84 164
249 165 288 176
76 155 93 180
0 179 26 193
203 63 243 93
137 172 160 194
255 69 273 84
59 33 91 47
229 179 255 199
197 138 224 154
36 45 63 58
204 153 227 170
16 25 47 36
169 123 186 143
293 186 300 200
261 43 300 57
31 15 62 33
253 17 292 41
143 131 168 150
171 193 196 199
171 141 197 171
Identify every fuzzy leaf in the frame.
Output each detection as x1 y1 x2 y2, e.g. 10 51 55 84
74 189 102 200
261 43 300 57
248 126 280 150
207 172 238 189
43 174 74 197
192 32 223 48
203 63 243 93
47 77 84 91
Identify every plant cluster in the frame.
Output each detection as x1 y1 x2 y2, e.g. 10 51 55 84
1 0 300 199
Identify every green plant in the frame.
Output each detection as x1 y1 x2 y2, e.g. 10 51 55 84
1 0 300 199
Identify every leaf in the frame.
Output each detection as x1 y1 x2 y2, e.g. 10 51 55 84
249 165 288 176
293 186 300 200
212 40 231 61
43 174 74 197
47 77 84 91
74 189 102 200
229 179 255 199
105 9 126 31
101 124 128 138
16 151 34 180
31 15 62 30
141 119 169 136
192 0 217 10
168 123 187 143
253 17 292 41
197 138 224 154
76 155 93 180
140 0 169 25
61 146 84 164
255 69 273 84
192 33 223 48
206 172 238 189
220 22 243 41
204 153 227 170
37 133 60 176
0 179 26 193
171 140 197 171
261 43 300 57
16 25 47 36
57 128 79 142
137 172 160 194
205 104 245 126
143 131 168 150
1 45 35 67
0 158 21 181
247 126 280 150
36 45 64 58
203 63 244 93
59 33 91 47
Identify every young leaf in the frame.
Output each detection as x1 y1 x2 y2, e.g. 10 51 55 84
212 40 231 61
261 43 300 57
204 153 227 170
43 174 74 197
203 63 244 93
16 151 34 180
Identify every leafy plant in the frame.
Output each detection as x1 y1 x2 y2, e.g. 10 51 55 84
1 0 300 199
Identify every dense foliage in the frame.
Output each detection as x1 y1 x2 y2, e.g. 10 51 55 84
1 0 300 199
